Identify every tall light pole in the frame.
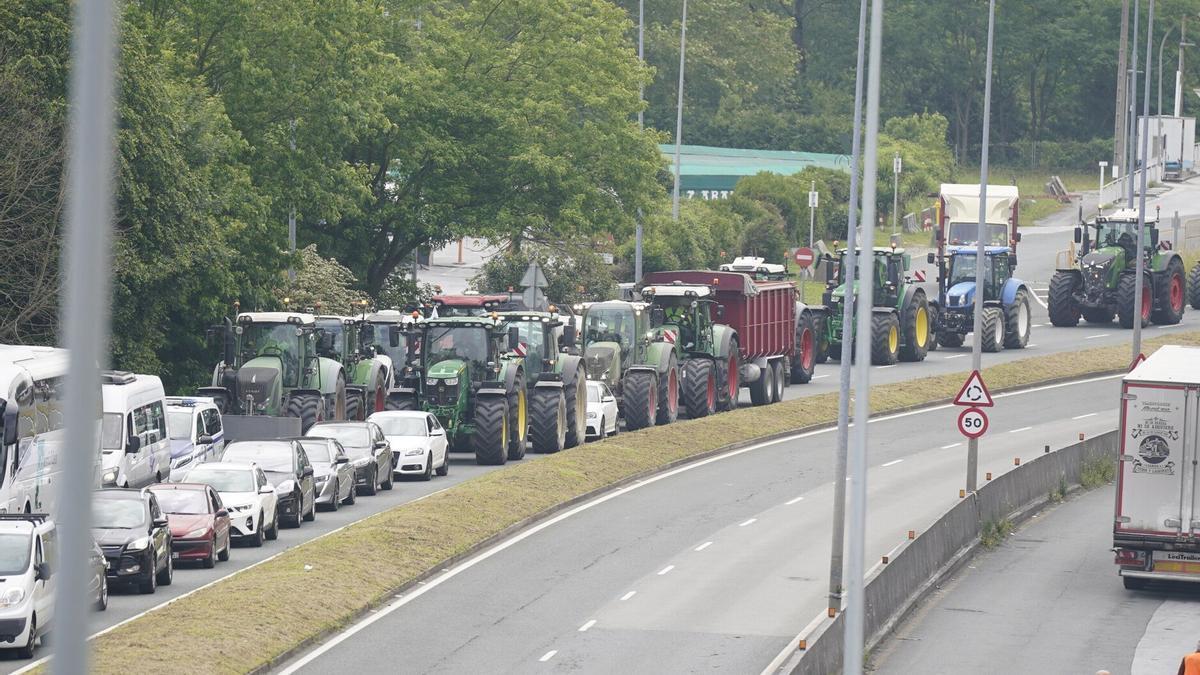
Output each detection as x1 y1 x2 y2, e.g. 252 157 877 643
1127 0 1141 208
634 0 644 282
892 152 902 235
1134 1 1155 359
1158 24 1175 163
1176 18 1189 117
828 0 869 621
1099 161 1108 211
967 0 997 495
670 0 688 221
1116 0 1131 167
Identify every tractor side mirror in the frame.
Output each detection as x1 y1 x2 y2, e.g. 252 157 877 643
926 252 935 265
562 324 577 348
715 304 725 320
389 325 401 348
1014 232 1022 243
507 326 520 351
1009 253 1018 268
1073 227 1082 244
649 307 666 328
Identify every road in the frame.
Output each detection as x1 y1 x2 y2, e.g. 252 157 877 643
281 377 1124 674
872 485 1200 674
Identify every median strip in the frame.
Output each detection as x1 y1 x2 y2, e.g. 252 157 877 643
72 330 1200 674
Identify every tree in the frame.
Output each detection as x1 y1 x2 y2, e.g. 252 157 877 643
276 245 369 314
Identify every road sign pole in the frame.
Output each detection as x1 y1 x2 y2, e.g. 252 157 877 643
1134 0 1155 360
670 0 688 222
809 181 818 248
634 0 644 282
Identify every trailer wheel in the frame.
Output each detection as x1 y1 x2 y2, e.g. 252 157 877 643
790 312 817 384
472 396 508 465
624 371 657 430
749 361 773 406
682 359 716 419
770 360 785 403
716 347 740 412
528 388 566 454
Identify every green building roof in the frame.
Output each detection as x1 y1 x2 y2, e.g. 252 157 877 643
660 144 851 196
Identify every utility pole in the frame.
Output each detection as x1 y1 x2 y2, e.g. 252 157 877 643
967 0 997 495
1176 18 1188 117
1127 0 1141 208
844 0 884 670
828 0 869 622
1159 24 1175 163
892 152 902 235
1116 0 1130 166
1134 1 1155 359
809 181 818 247
671 0 688 221
288 121 297 283
635 0 644 282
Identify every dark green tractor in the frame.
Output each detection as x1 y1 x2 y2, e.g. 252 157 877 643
314 315 392 421
1049 210 1186 328
580 301 680 431
821 248 931 365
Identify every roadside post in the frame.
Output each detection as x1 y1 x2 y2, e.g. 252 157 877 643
892 152 901 235
1099 161 1108 208
955 370 994 482
808 183 819 248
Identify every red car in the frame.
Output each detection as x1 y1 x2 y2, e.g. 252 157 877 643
147 483 231 568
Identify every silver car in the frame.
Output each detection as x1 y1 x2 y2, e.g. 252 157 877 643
293 438 356 511
306 422 394 496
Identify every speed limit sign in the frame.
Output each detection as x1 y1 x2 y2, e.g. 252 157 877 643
957 407 989 439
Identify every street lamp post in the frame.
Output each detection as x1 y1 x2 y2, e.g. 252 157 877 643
634 0 644 282
1134 1 1156 360
1099 161 1108 211
670 0 688 221
1158 24 1175 165
892 152 902 235
1127 0 1141 208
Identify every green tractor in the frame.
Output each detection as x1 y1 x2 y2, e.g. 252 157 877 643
580 301 681 430
390 316 529 465
314 316 393 421
1049 209 1186 328
200 311 347 432
821 248 932 365
497 307 588 454
359 309 423 411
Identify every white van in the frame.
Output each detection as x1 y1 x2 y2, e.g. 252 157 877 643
100 372 172 487
0 514 55 658
164 396 226 477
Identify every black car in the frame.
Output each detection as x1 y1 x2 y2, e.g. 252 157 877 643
221 440 316 528
92 489 173 594
307 422 394 496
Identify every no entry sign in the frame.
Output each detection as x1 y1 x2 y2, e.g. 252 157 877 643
793 247 816 269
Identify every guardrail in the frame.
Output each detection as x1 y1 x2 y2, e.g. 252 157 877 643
1100 163 1163 208
771 430 1119 675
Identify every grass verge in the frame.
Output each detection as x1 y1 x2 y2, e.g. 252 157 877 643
76 330 1200 674
980 518 1014 549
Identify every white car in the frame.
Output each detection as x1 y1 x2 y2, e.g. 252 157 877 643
0 514 55 659
180 463 278 547
586 381 619 440
367 411 448 481
164 396 226 477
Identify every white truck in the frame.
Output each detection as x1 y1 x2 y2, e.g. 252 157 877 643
1114 345 1200 589
936 183 1020 247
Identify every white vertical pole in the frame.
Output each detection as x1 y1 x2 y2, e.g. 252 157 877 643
671 0 688 221
1134 1 1155 359
634 0 644 282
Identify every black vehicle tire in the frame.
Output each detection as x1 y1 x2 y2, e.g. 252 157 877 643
1048 271 1082 327
381 462 394 490
528 387 567 454
1081 307 1115 324
898 291 930 362
285 491 304 525
562 363 587 449
303 493 316 520
202 539 216 569
623 371 658 431
436 451 449 477
507 375 528 462
16 614 35 659
265 513 279 540
473 395 509 465
251 514 265 547
332 372 347 421
345 390 364 422
1003 288 1032 349
1190 262 1200 310
682 358 717 419
980 307 1005 353
343 480 357 505
870 313 901 365
715 344 740 412
420 453 433 481
749 360 773 406
926 305 939 352
327 480 340 511
139 556 157 594
157 549 173 586
938 332 964 349
790 312 817 384
655 355 680 426
369 370 388 416
385 394 417 411
770 360 785 403
359 469 378 496
285 393 325 434
1152 257 1186 325
95 576 108 612
218 534 230 561
1117 272 1151 329
812 313 830 365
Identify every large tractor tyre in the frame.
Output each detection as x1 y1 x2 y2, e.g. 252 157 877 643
323 373 347 422
1047 272 1082 327
898 293 930 362
682 359 717 419
345 390 365 422
980 307 1005 353
1152 258 1186 325
1003 288 1032 349
655 355 680 426
790 312 818 384
937 332 964 349
926 305 939 352
369 371 388 415
812 314 830 365
285 393 325 434
1081 307 1115 324
528 388 566 454
623 371 658 431
562 365 587 449
506 378 528 462
385 394 416 411
1190 261 1200 310
870 313 901 366
1117 273 1152 329
472 397 509 466
748 360 773 406
715 347 740 412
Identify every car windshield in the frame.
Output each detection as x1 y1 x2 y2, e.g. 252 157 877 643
101 412 123 451
167 411 192 441
311 425 370 448
0 533 31 576
222 443 294 472
372 417 426 437
587 385 601 403
298 440 337 464
93 497 146 529
425 326 488 365
184 467 254 493
150 489 209 515
584 307 635 348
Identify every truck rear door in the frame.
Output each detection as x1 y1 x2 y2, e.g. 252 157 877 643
1117 382 1195 538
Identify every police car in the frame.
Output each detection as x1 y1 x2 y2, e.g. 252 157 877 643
164 397 226 477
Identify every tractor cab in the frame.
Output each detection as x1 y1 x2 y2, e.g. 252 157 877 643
414 317 516 418
429 294 512 318
314 316 363 364
581 301 645 386
1077 209 1160 260
826 248 909 307
497 308 577 380
640 283 716 355
943 246 1015 309
234 313 320 391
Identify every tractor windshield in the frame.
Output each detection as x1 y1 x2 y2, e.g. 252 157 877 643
834 252 889 291
948 254 979 287
1096 220 1153 250
363 322 410 367
948 254 1008 300
424 326 488 367
315 319 346 358
240 323 304 386
511 321 548 360
584 307 636 350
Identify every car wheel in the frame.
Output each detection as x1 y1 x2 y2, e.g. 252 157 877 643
158 549 174 586
139 555 158 594
16 614 35 659
202 538 216 569
381 463 394 490
95 575 108 611
303 492 315 522
343 479 356 506
421 454 433 482
436 449 449 477
327 480 340 511
265 512 279 541
217 533 230 562
286 492 303 527
250 513 265 547
360 469 378 496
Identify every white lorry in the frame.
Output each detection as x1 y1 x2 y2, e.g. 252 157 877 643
1114 345 1200 589
936 183 1020 247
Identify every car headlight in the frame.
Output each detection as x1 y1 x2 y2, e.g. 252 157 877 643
102 469 118 484
0 588 25 608
587 411 597 418
184 528 209 539
127 536 151 551
404 447 425 456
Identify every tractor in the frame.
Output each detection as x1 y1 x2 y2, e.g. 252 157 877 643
580 301 680 431
389 316 529 465
820 248 931 365
199 311 347 432
1049 209 1187 329
314 316 393 420
925 246 1032 351
359 309 422 411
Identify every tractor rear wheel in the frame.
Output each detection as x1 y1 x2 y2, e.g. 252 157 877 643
1190 261 1200 310
562 363 587 449
385 393 416 411
1117 273 1151 329
1003 288 1032 349
528 388 566 454
715 346 740 412
1152 258 1186 325
345 390 365 422
899 291 930 362
749 360 773 406
506 376 527 461
926 305 939 352
285 393 324 434
790 312 817 384
980 307 1005 353
1048 272 1081 327
682 359 716 419
623 371 657 431
472 396 509 466
1081 307 1114 324
812 314 830 365
369 370 388 415
870 313 900 365
655 355 680 426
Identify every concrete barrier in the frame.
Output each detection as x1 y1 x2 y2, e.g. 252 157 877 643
774 430 1118 675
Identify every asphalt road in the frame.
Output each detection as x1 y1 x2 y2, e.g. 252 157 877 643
281 377 1125 674
872 485 1200 674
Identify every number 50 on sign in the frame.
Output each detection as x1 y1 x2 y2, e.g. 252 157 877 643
957 407 988 439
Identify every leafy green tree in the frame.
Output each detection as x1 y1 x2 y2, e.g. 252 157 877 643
471 245 618 306
275 245 370 315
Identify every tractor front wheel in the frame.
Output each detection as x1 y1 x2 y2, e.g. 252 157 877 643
1082 307 1114 324
1003 288 1032 349
899 292 929 362
1189 261 1200 310
528 388 566 454
623 371 658 430
715 346 740 412
506 377 527 461
285 393 324 434
345 390 365 422
1048 272 1082 327
682 359 716 419
1117 273 1152 329
790 312 817 384
562 363 587 449
655 355 680 426
870 313 900 365
385 393 416 411
1152 258 1186 325
938 332 964 349
472 396 509 466
980 306 1005 353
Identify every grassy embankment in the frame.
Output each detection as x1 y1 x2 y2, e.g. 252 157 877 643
73 330 1200 674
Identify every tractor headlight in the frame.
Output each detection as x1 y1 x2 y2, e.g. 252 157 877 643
444 377 459 387
426 377 437 386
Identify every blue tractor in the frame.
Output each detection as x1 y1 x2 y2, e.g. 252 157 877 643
926 245 1033 351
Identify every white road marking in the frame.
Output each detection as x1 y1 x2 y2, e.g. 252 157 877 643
1162 323 1185 329
620 591 636 601
657 565 675 576
739 518 757 527
539 650 557 662
276 372 1129 674
1031 323 1045 328
694 541 713 551
578 619 596 632
881 459 903 467
1085 333 1111 339
1031 293 1049 309
1026 343 1037 348
1072 412 1098 420
786 496 805 505
877 364 898 369
941 443 962 449
944 354 967 360
1009 426 1033 433
813 374 831 379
